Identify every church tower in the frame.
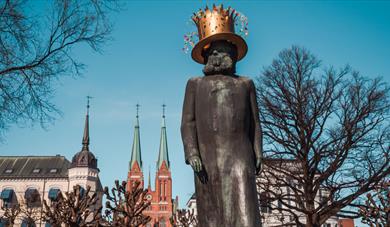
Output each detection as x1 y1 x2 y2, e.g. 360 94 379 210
127 104 144 190
69 97 102 194
152 104 173 226
126 105 174 227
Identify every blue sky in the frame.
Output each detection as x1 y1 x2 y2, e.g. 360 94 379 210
1 1 389 217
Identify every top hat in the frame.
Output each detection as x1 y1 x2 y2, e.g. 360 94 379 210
191 5 248 64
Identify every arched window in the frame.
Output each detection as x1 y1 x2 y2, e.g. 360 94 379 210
0 188 15 208
48 188 61 201
74 185 85 198
24 188 40 207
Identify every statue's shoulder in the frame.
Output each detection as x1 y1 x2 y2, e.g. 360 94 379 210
185 76 202 90
236 75 255 85
186 76 202 85
236 75 252 81
187 76 202 82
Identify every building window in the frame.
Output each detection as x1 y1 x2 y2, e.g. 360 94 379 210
159 218 166 227
49 168 58 173
0 218 9 227
48 188 61 201
4 169 12 174
0 189 14 208
286 186 291 206
24 188 40 207
277 199 282 209
74 185 85 198
163 181 166 200
45 223 51 227
259 192 272 214
21 219 36 227
32 168 40 173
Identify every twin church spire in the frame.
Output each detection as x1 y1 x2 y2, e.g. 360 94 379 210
129 104 170 172
129 104 142 170
157 104 170 170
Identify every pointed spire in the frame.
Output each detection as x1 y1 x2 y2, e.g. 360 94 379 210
129 104 142 170
157 104 170 170
71 96 98 170
82 96 92 151
148 165 151 189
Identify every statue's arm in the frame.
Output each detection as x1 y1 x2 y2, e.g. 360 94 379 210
248 79 263 173
181 78 200 165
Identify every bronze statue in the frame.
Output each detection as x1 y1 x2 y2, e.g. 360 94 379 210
181 5 263 227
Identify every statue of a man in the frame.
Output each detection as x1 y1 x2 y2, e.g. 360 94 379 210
181 6 263 227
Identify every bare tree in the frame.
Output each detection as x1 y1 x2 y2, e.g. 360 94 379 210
0 0 119 139
0 203 20 226
42 185 103 227
360 180 390 227
19 203 41 226
170 209 198 227
256 46 390 227
104 180 151 226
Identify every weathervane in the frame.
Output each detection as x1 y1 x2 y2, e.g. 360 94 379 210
86 95 93 114
136 103 140 118
162 104 166 118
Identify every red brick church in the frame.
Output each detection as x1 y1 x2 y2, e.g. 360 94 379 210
127 106 177 227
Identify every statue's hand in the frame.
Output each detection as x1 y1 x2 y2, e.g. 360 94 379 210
256 157 262 174
189 156 202 172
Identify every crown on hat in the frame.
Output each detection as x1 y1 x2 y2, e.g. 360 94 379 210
185 5 249 64
192 5 236 41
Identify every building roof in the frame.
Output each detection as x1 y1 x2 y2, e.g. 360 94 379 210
156 111 170 170
0 156 70 179
71 102 98 170
129 112 142 171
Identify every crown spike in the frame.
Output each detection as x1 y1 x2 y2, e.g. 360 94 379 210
205 6 210 15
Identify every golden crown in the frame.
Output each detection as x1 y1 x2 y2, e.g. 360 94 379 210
192 5 237 42
186 5 249 64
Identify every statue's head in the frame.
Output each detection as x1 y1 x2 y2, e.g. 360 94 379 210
202 40 238 76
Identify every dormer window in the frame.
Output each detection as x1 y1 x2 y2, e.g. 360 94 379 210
32 168 40 173
49 169 58 173
4 169 12 174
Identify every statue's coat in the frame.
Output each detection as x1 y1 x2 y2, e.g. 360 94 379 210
181 74 262 227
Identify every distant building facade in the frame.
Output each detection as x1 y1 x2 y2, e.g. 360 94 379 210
338 219 355 227
185 158 354 227
0 106 102 226
256 159 339 227
126 109 177 227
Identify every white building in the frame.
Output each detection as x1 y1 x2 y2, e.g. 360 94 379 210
0 107 102 227
257 159 339 227
185 194 197 217
185 159 339 227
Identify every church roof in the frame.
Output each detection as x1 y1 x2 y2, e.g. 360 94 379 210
129 110 142 170
0 156 70 179
156 110 170 170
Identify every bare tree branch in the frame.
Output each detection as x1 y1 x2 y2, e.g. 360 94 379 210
256 46 390 227
0 0 120 140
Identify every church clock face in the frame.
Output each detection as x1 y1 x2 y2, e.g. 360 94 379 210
146 194 152 201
